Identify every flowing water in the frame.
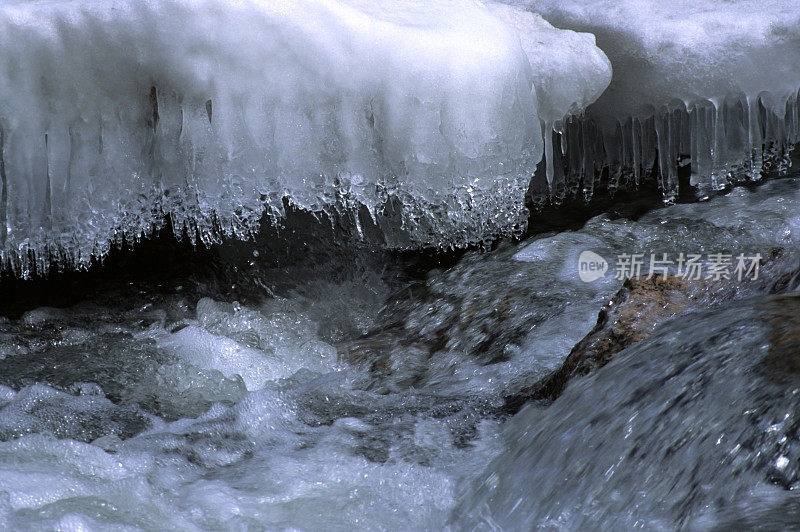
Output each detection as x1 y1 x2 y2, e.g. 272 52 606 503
2 176 800 529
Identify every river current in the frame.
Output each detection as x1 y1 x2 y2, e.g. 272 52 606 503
2 175 800 529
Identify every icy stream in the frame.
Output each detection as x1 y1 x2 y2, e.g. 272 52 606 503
2 176 800 529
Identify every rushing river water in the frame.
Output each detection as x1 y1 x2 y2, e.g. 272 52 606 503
2 175 800 530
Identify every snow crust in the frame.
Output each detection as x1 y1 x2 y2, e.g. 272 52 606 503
518 0 800 119
0 0 610 274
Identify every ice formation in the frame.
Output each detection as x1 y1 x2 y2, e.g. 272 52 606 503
11 0 798 274
487 3 611 192
0 0 611 275
504 0 800 201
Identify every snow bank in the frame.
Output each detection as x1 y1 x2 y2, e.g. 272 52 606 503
504 0 800 200
0 0 610 275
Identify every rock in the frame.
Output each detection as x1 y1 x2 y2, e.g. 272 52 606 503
759 294 800 383
457 293 800 529
505 274 713 411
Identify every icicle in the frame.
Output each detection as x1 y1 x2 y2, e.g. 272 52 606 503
544 120 555 187
0 127 6 247
667 108 679 198
655 113 672 202
581 120 595 200
746 95 763 181
532 88 799 215
640 118 651 178
689 104 700 187
709 98 727 190
620 118 632 169
567 118 581 195
726 99 748 180
619 119 631 188
632 117 641 184
679 103 692 157
698 105 714 191
550 123 566 199
580 121 590 179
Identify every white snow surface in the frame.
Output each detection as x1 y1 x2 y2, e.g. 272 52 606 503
508 0 800 120
0 0 610 274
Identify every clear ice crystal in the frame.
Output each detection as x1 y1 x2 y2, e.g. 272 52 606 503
532 92 800 205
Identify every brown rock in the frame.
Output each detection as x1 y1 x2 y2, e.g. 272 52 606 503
505 274 710 412
759 294 800 383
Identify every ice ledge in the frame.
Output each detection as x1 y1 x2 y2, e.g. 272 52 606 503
505 0 800 201
0 0 611 276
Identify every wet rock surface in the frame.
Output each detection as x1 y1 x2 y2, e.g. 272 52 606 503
337 244 579 394
505 274 718 410
457 293 800 529
503 244 798 413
